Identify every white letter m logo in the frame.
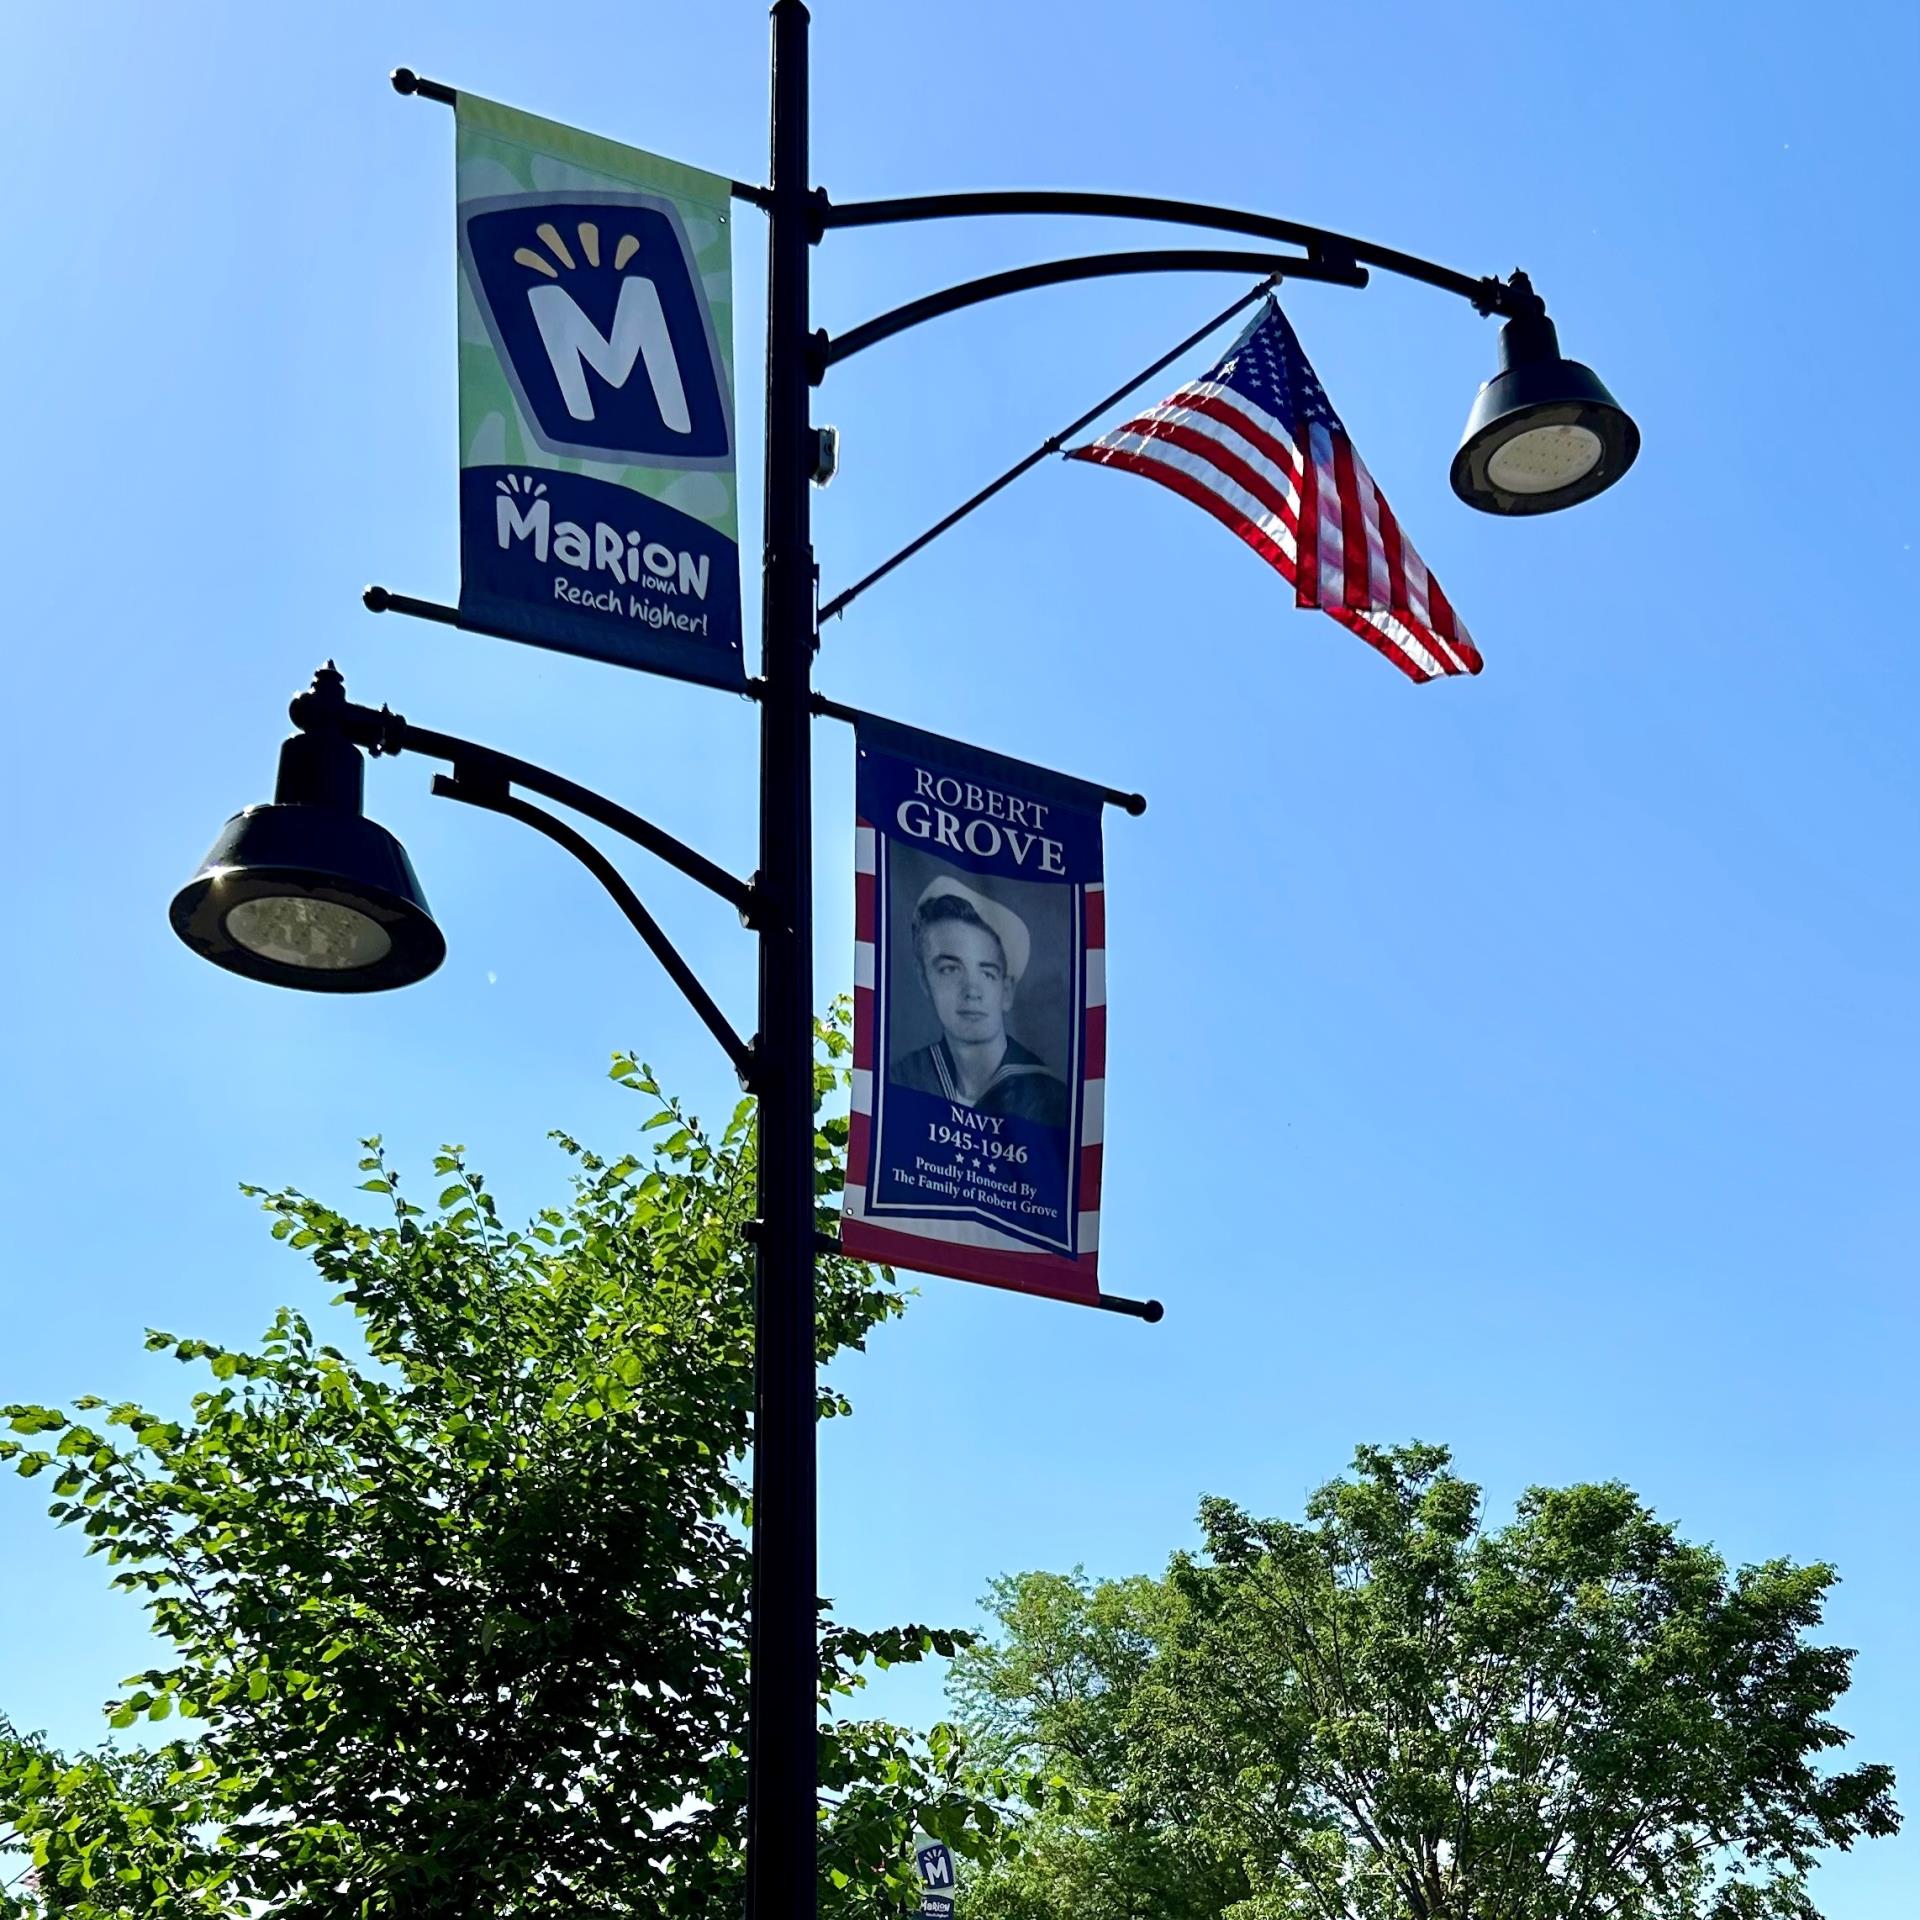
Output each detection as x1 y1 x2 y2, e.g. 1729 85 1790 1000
526 278 691 434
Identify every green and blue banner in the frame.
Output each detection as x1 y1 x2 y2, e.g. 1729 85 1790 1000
455 95 744 688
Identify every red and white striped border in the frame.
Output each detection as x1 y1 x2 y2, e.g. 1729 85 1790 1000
841 818 1103 1304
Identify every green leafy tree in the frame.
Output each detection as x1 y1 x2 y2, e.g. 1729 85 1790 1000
0 1018 1002 1917
955 1444 1898 1920
949 1571 1241 1920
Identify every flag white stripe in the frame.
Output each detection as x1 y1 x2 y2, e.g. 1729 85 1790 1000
1400 540 1434 632
853 943 874 990
1344 608 1447 681
1080 1078 1105 1147
1095 432 1299 569
1101 402 1305 523
1117 392 1305 515
1309 421 1346 610
1417 614 1471 676
1164 378 1305 466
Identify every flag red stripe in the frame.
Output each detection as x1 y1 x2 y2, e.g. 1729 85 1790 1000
1329 608 1432 684
1449 623 1484 673
1333 435 1370 612
1071 445 1298 589
846 1109 872 1184
1378 489 1409 620
1110 397 1305 517
852 985 876 1070
1172 390 1305 485
1083 888 1106 947
1084 1004 1108 1078
854 872 875 943
1090 416 1301 539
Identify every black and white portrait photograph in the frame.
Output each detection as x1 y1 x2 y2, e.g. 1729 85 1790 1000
883 850 1076 1130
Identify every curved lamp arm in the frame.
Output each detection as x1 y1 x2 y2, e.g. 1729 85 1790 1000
815 187 1524 317
287 668 759 1083
295 671 756 920
812 247 1368 378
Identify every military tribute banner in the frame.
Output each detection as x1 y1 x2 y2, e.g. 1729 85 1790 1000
843 717 1108 1304
455 95 744 687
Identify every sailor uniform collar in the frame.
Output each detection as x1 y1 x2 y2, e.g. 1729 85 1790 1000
929 1034 1052 1104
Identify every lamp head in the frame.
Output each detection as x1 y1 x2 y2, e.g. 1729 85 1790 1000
170 667 445 993
1452 299 1639 516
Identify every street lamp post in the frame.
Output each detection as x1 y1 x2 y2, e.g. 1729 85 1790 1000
751 6 822 1913
173 8 1637 1920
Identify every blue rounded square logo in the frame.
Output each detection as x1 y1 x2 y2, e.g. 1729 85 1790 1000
462 192 731 467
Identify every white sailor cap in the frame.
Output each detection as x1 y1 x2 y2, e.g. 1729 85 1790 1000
915 876 1032 983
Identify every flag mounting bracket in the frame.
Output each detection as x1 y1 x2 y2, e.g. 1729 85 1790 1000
816 278 1279 624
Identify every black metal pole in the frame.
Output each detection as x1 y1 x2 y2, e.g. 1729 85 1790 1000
748 4 817 1920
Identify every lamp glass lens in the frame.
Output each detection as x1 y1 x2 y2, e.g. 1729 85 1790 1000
225 894 393 972
1486 422 1604 495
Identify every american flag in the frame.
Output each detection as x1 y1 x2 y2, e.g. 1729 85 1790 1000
1070 297 1482 683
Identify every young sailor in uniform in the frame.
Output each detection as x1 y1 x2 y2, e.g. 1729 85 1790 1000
889 876 1070 1127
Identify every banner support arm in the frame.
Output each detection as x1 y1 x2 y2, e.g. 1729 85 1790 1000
1093 1292 1165 1322
803 691 1146 816
388 67 773 208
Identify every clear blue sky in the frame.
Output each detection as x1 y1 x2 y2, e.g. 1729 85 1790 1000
3 1 1915 1908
